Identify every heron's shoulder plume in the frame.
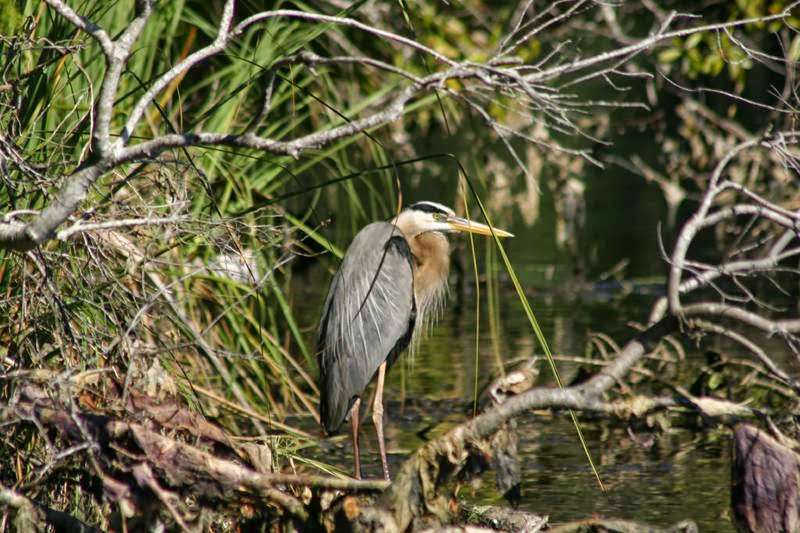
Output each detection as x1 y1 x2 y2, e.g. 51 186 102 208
317 222 415 362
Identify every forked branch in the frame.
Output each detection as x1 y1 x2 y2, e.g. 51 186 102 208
2 1 797 252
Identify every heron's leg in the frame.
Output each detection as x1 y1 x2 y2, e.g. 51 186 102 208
372 361 390 481
350 397 362 480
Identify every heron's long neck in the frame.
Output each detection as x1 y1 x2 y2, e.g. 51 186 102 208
408 232 450 299
406 232 450 343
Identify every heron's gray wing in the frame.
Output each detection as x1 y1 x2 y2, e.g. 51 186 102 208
317 221 415 434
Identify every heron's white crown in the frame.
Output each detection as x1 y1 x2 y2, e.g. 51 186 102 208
406 201 455 216
392 201 456 236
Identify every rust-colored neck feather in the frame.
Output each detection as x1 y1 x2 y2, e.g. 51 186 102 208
403 230 450 350
407 232 450 298
394 211 452 351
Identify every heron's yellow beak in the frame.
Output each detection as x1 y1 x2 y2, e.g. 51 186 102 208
446 216 514 238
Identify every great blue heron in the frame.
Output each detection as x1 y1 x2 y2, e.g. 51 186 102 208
317 201 513 480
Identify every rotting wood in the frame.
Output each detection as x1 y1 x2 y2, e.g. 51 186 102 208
732 424 800 533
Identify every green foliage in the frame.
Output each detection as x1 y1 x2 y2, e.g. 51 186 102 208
658 32 752 89
0 0 422 460
656 0 799 90
4 1 797 527
0 0 23 35
1 2 538 492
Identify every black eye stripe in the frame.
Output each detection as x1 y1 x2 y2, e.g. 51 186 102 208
408 202 450 214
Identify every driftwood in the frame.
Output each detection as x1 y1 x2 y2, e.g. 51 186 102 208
2 385 387 530
364 318 679 531
732 424 800 533
1 344 699 532
3 317 789 532
339 313 768 531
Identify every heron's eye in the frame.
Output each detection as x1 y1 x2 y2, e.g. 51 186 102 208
432 213 445 221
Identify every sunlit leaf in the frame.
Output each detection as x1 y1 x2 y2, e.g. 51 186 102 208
658 47 682 64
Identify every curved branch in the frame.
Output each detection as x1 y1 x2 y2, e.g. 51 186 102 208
649 239 800 323
0 64 473 252
231 9 457 66
528 3 800 82
122 6 451 142
383 317 678 530
683 302 800 335
699 203 798 230
666 134 800 315
720 180 800 220
122 0 235 143
119 66 480 162
42 0 114 57
686 318 796 387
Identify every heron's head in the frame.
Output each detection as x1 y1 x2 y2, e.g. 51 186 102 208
393 201 514 238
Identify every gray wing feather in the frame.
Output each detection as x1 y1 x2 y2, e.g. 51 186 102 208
317 222 415 434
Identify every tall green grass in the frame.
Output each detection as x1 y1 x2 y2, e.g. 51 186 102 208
0 0 585 493
0 0 411 441
458 163 606 491
1 0 511 446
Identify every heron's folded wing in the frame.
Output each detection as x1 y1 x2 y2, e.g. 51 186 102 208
317 221 415 433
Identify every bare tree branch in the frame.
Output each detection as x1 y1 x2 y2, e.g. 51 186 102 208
687 318 796 387
121 0 235 143
682 302 800 335
93 0 153 157
42 0 114 57
667 133 800 316
56 216 187 241
2 1 796 254
230 9 458 66
526 4 799 82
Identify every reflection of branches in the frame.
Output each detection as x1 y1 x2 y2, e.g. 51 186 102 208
2 1 798 251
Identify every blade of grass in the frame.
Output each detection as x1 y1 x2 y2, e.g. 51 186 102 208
458 164 606 493
459 183 481 418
